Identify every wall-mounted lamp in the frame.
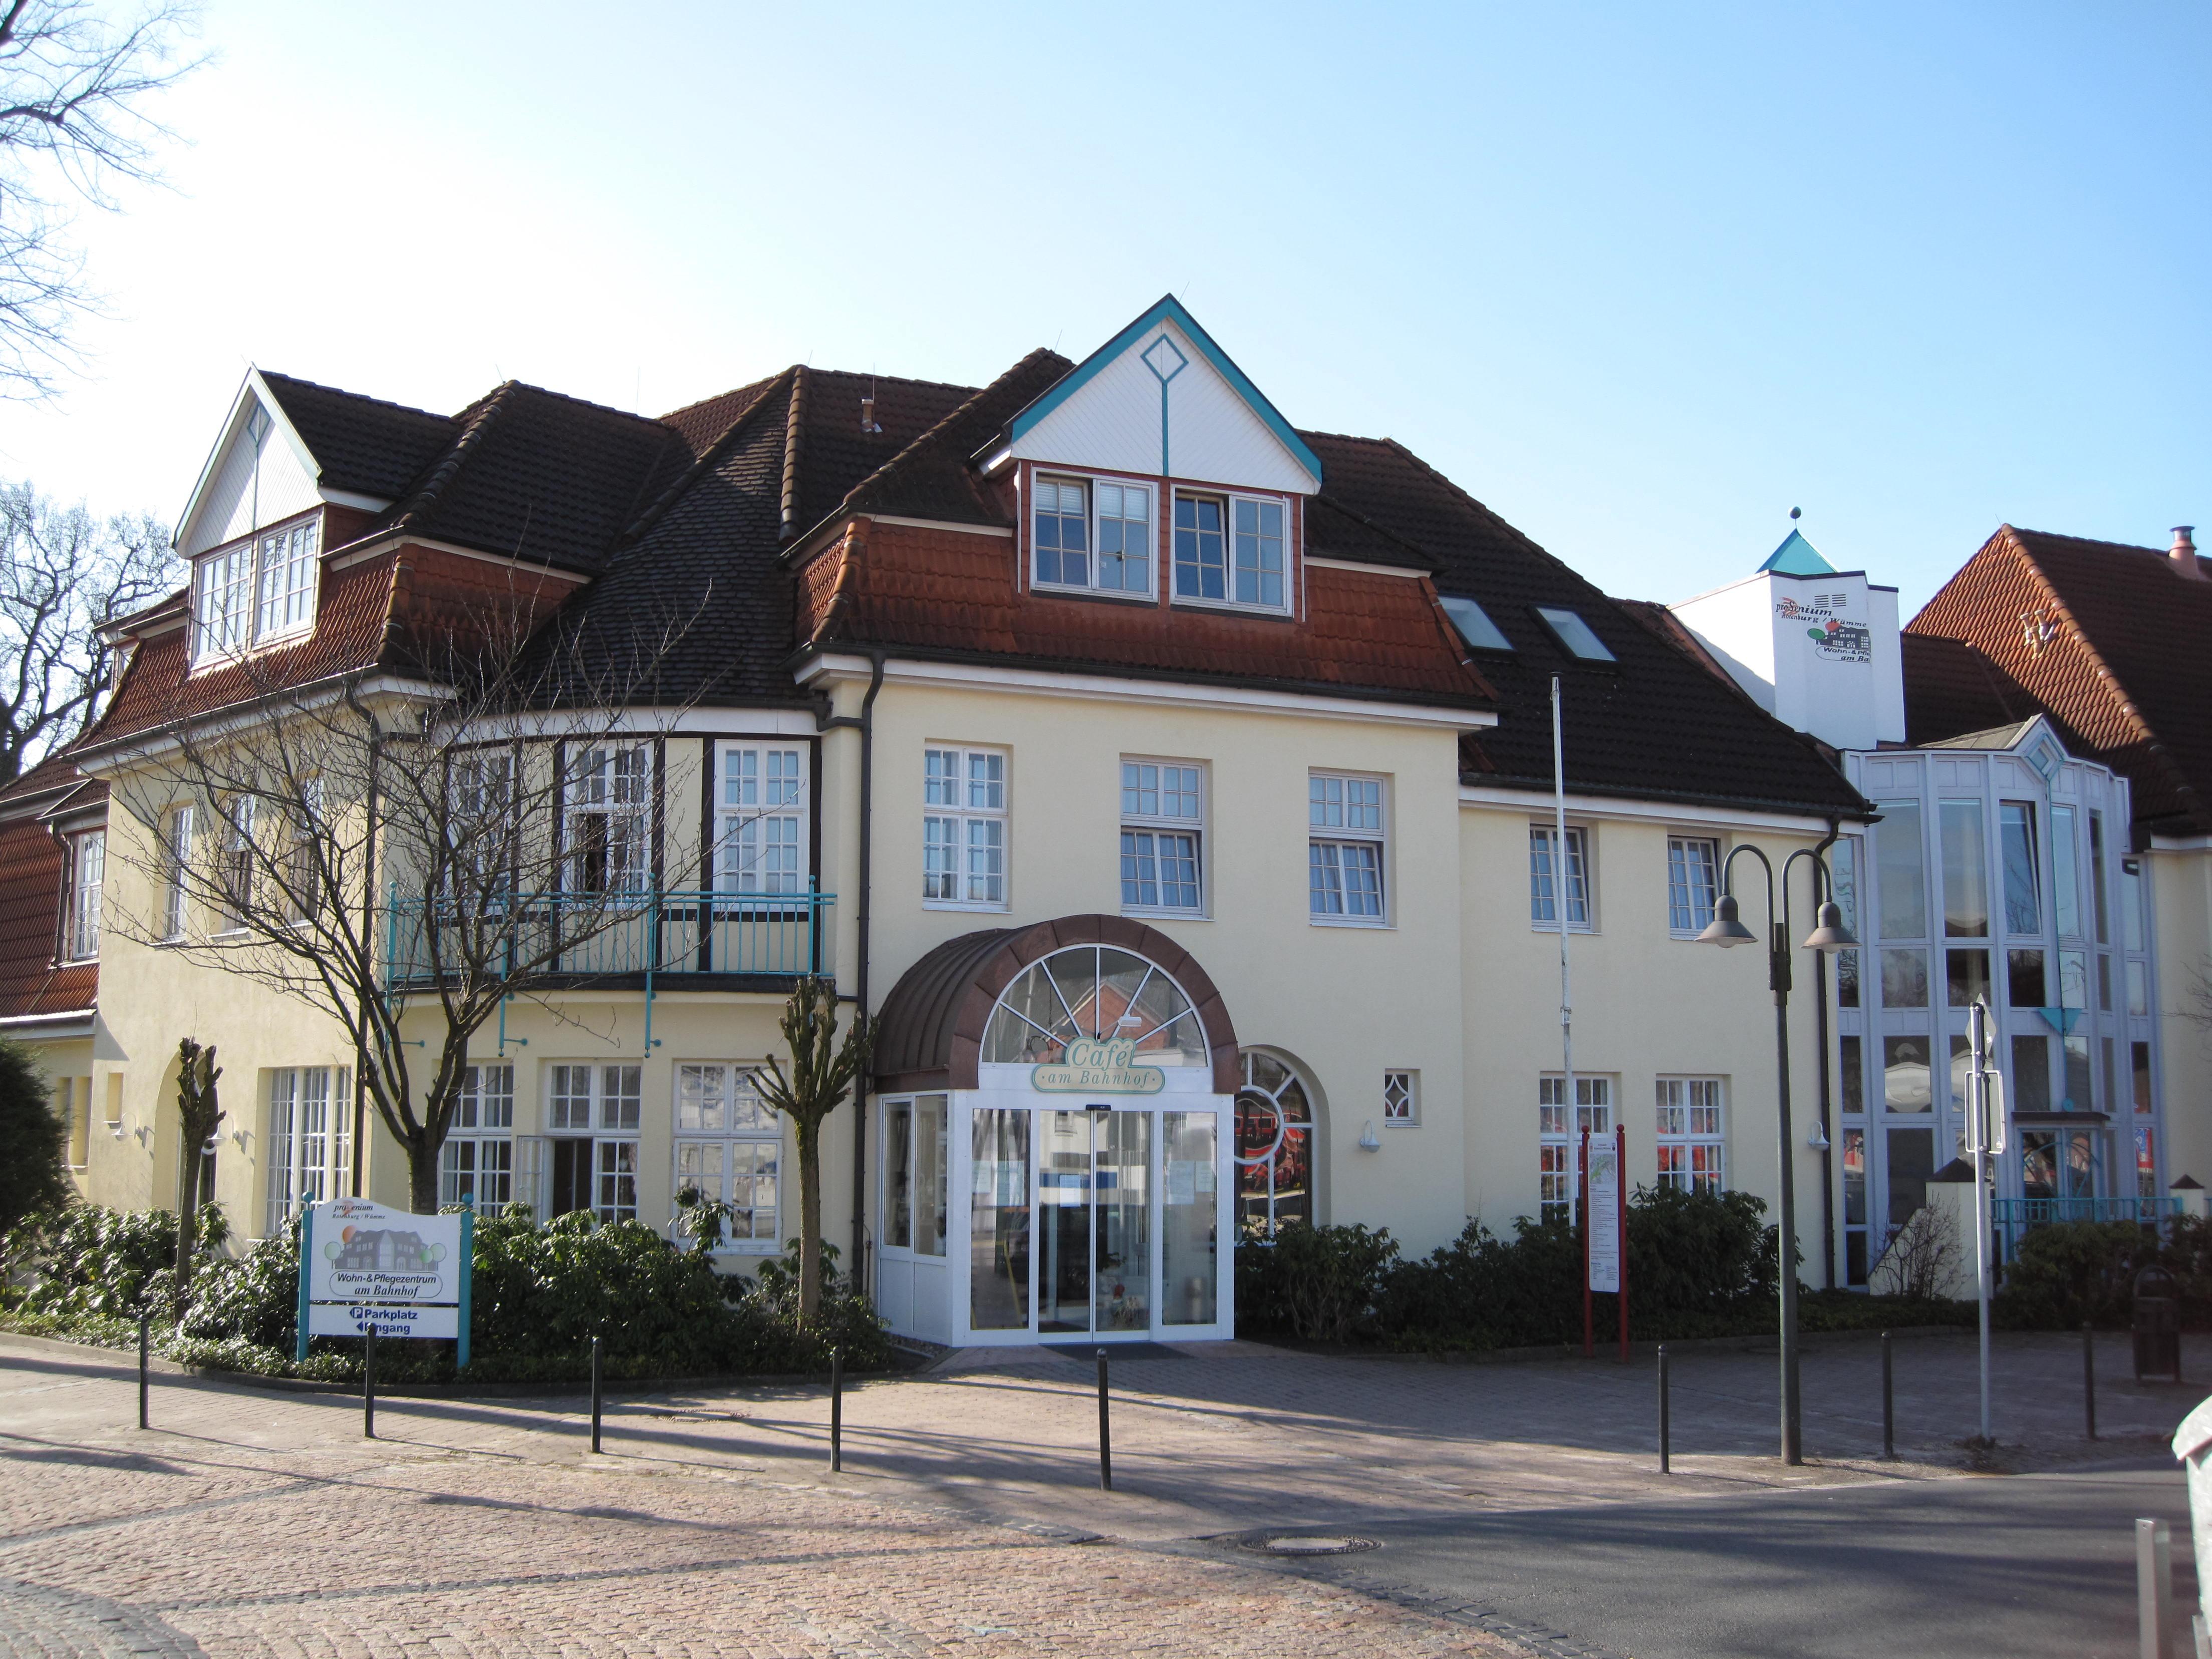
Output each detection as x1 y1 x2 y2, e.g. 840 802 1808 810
1807 1121 1830 1152
1358 1120 1381 1151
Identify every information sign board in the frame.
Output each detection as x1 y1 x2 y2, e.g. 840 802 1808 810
296 1198 472 1359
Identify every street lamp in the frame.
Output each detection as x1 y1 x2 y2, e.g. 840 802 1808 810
1697 850 1857 1465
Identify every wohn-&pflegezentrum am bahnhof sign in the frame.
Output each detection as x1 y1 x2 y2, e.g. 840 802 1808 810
296 1197 472 1363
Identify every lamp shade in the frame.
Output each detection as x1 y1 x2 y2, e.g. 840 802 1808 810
1801 900 1858 953
1697 893 1758 947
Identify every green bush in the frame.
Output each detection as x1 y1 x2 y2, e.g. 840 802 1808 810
6 1201 888 1381
1233 1223 1399 1343
1994 1218 2168 1330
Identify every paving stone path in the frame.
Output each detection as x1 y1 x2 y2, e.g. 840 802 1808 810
3 1328 2202 1656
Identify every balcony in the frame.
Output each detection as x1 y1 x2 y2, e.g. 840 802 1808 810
384 888 835 990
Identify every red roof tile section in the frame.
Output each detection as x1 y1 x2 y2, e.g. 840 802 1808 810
0 755 101 1019
1906 525 2212 835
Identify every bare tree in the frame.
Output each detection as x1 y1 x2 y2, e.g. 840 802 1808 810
102 589 750 1214
0 0 204 394
0 480 172 780
1870 1203 1962 1302
749 980 872 1323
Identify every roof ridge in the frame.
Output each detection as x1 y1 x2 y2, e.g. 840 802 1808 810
488 378 679 431
1990 524 2201 811
655 364 978 424
257 369 453 428
389 383 518 536
621 369 797 548
810 348 1069 546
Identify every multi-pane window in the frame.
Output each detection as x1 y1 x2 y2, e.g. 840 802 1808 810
216 798 254 932
264 1065 351 1235
1121 759 1203 912
1174 494 1287 609
1382 1070 1418 1127
672 1062 781 1251
1655 1078 1725 1194
192 516 321 664
1529 825 1591 929
1667 836 1719 935
547 1063 641 1225
1034 476 1153 595
923 746 1007 907
1538 1075 1612 1219
161 805 194 940
439 1063 515 1211
565 746 649 894
448 750 515 896
67 831 103 961
1033 477 1091 588
718 744 805 895
285 779 322 923
1309 773 1386 921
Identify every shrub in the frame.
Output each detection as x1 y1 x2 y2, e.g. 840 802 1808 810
1993 1219 2163 1330
8 1204 223 1320
1235 1223 1398 1343
0 1036 69 1234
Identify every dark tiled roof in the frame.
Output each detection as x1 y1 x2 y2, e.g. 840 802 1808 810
1297 435 1866 816
257 371 457 503
1900 632 2025 744
1906 525 2212 835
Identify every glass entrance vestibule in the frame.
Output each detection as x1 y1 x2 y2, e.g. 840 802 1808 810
873 939 1236 1346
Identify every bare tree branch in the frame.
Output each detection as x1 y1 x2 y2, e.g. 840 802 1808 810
0 477 173 780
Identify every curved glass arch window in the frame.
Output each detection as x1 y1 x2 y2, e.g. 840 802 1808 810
981 944 1210 1068
1236 1050 1314 1237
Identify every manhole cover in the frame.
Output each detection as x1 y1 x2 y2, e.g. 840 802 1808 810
1245 1534 1379 1556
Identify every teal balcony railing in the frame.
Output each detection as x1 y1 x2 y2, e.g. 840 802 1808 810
1991 1194 2180 1262
383 888 834 988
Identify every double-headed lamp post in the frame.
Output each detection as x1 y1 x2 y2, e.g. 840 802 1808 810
1697 845 1858 1466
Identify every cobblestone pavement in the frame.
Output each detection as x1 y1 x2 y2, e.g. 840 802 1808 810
2 1329 2203 1657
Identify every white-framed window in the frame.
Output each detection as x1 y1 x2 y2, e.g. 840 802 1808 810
439 1063 515 1211
1173 491 1289 610
1530 824 1592 930
161 805 194 941
546 1063 641 1225
564 745 650 894
448 749 516 896
1668 835 1720 936
1382 1070 1419 1127
1656 1077 1726 1194
882 1093 950 1258
216 797 254 933
548 1062 641 1132
192 515 321 664
67 829 103 961
264 1065 351 1235
1032 475 1153 596
285 779 323 924
671 1062 782 1251
1538 1074 1612 1220
923 745 1008 908
1121 758 1204 913
717 743 806 896
1309 772 1386 923
595 1140 639 1223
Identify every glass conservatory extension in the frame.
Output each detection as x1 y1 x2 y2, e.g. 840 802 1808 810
873 940 1235 1346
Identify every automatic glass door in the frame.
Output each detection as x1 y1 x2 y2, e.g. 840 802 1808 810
1037 1108 1152 1335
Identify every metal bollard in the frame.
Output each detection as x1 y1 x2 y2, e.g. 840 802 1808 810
1657 1344 1670 1474
2086 1322 2099 1442
1096 1348 1112 1492
590 1335 603 1455
363 1324 377 1440
2139 1517 2174 1659
830 1348 843 1473
137 1313 149 1431
1881 1331 1895 1461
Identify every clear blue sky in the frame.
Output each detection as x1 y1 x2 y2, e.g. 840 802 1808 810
2 0 2204 615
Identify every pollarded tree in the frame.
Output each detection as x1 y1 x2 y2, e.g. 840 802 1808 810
749 978 873 1323
169 1035 218 1301
101 588 743 1213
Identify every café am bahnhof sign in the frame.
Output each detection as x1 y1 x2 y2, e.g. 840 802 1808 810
1030 1037 1166 1094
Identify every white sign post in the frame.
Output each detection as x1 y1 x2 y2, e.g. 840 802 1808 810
1964 998 2006 1443
1582 1126 1628 1361
295 1198 473 1366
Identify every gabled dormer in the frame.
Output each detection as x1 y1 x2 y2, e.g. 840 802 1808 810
980 297 1325 619
173 369 455 670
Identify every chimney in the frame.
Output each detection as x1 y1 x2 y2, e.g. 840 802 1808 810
2174 525 2203 580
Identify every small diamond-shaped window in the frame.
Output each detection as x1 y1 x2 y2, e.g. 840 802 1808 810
1141 334 1189 383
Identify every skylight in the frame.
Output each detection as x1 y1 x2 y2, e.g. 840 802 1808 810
1439 595 1512 652
1533 606 1616 662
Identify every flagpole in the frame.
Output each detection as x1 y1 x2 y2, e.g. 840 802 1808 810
1554 676 1574 1221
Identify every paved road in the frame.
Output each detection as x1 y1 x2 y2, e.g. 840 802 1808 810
1237 1460 2197 1659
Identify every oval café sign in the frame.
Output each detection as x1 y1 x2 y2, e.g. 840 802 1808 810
1030 1037 1166 1095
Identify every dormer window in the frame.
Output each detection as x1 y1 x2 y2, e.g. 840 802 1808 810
1033 475 1153 596
192 515 320 665
1174 491 1287 611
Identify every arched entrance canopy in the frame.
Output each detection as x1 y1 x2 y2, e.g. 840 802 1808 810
873 915 1240 1094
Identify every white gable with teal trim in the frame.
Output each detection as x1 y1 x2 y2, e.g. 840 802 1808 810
1007 298 1321 496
